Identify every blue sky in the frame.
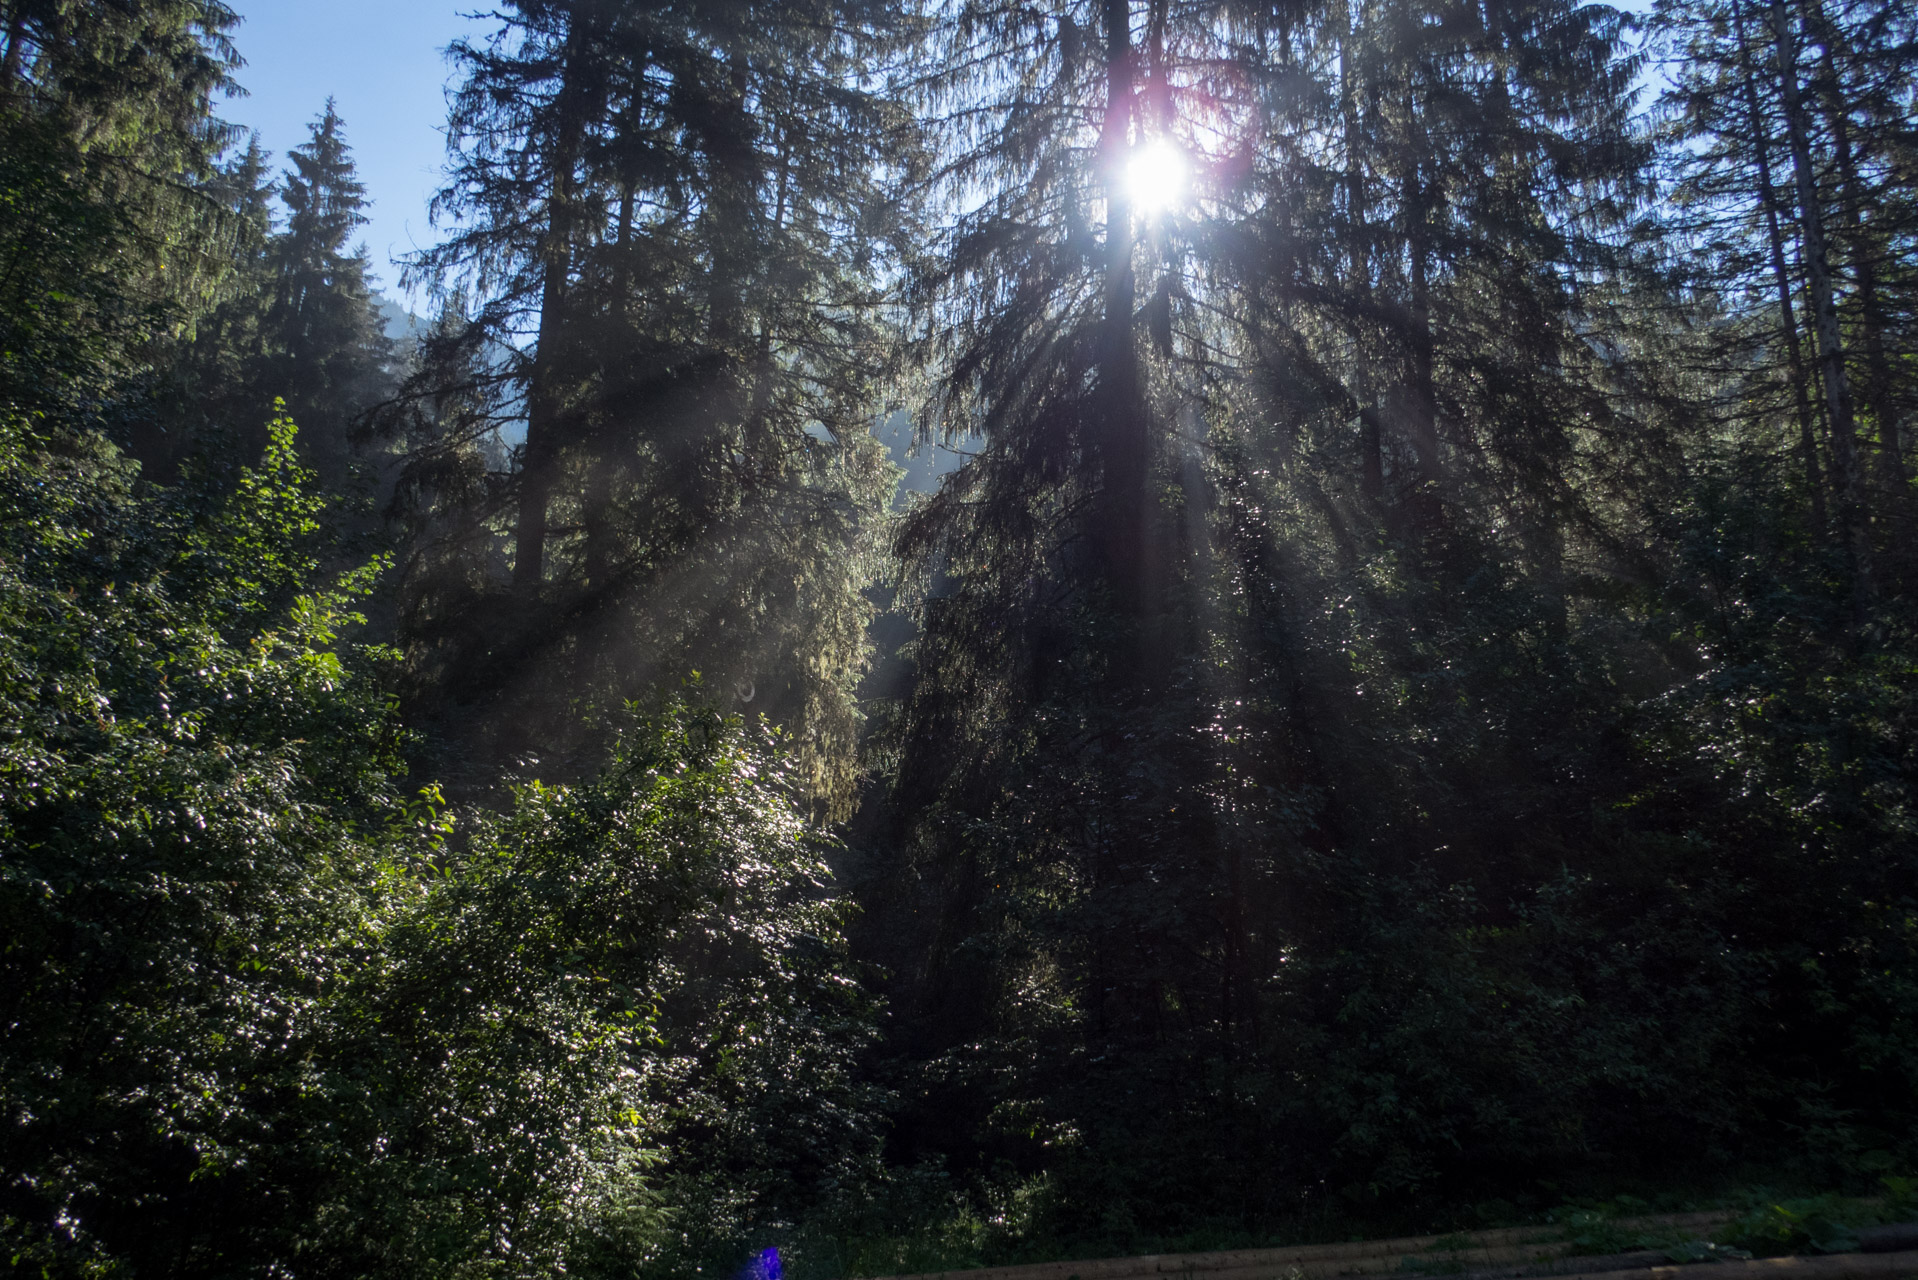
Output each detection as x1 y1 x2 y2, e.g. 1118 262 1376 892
220 0 494 307
218 0 1662 313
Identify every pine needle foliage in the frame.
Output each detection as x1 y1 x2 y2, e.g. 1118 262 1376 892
382 0 921 816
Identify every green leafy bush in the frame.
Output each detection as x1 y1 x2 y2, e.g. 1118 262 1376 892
0 412 883 1278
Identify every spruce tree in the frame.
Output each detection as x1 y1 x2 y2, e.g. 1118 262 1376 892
140 131 277 477
1662 0 1918 593
862 0 1667 1227
258 99 395 485
384 0 912 812
863 0 1274 1215
0 0 245 421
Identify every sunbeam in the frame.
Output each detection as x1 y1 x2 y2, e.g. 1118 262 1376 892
1126 138 1187 215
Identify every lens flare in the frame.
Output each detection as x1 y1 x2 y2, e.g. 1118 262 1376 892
738 1247 781 1280
1126 139 1187 214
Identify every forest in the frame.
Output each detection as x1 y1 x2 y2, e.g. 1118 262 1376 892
0 0 1915 1276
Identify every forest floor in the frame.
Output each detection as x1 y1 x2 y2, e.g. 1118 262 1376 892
831 1187 1918 1280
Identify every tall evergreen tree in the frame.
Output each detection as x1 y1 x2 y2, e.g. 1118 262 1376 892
1661 0 1918 594
856 0 1750 1233
383 0 913 813
140 130 277 478
140 103 397 493
257 99 395 484
0 0 245 421
861 0 1286 1217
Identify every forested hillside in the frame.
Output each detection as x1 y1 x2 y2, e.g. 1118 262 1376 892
1 0 1914 1277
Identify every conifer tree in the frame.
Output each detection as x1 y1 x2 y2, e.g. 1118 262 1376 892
141 131 277 477
257 99 395 484
1661 0 1917 593
0 0 245 420
862 0 1275 1212
384 0 912 812
861 0 1666 1226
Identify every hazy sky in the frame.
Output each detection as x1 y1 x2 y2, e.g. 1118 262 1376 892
221 0 494 307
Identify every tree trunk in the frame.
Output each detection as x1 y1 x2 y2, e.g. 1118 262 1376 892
704 50 760 355
513 21 595 594
1405 233 1439 488
1 9 28 88
745 81 796 468
1735 1 1826 528
1770 0 1871 600
1812 34 1905 488
581 461 614 591
1342 0 1383 501
1097 0 1146 608
585 84 650 592
1397 101 1442 517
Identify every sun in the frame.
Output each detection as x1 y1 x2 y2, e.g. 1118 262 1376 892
1125 139 1187 215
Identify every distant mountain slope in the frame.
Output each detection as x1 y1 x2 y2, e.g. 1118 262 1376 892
376 295 426 346
367 318 974 482
874 409 978 504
